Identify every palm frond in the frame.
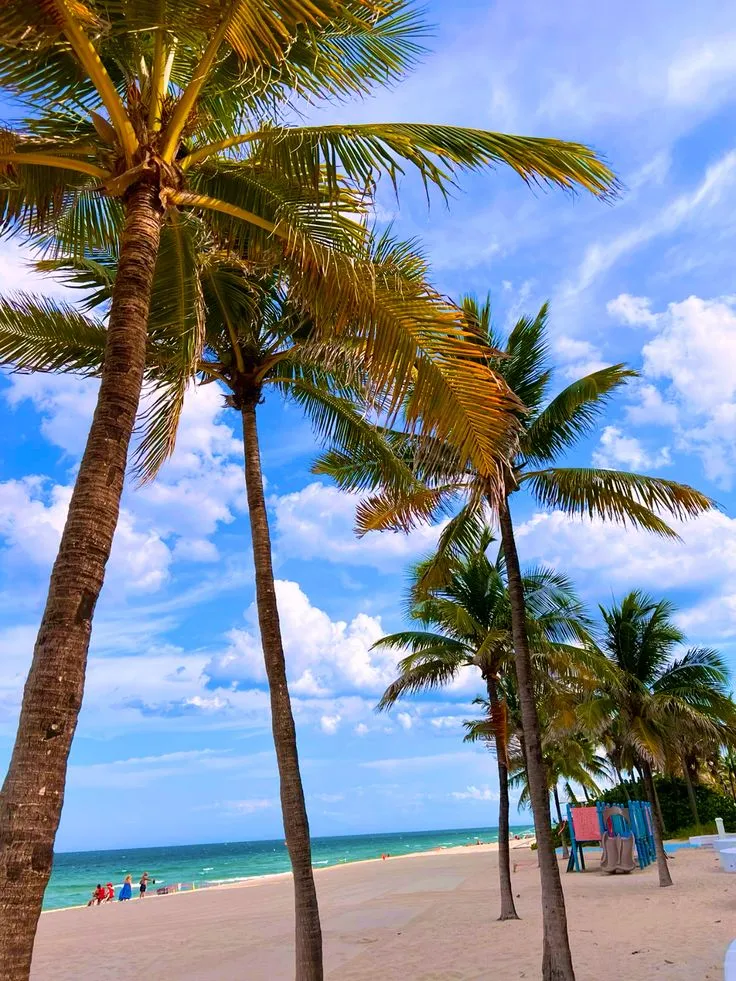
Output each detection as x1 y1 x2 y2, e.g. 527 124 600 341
523 364 638 466
355 484 457 535
521 467 715 535
212 123 619 200
0 293 106 374
412 499 488 597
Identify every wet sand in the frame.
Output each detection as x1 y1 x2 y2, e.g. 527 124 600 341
30 843 733 980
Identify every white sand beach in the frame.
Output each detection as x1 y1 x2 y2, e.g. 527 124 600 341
30 843 734 980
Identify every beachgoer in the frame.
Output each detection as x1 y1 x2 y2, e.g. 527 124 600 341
87 884 104 907
139 872 150 897
105 882 114 902
119 875 133 901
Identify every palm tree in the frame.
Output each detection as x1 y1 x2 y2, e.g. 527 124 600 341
315 299 714 981
0 6 619 976
467 665 609 861
374 525 591 921
593 591 735 887
0 229 485 976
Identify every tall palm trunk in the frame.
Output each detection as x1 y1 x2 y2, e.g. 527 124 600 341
641 761 672 887
650 775 667 836
241 400 323 981
682 757 700 826
498 498 575 981
0 181 163 981
486 676 519 921
552 785 569 859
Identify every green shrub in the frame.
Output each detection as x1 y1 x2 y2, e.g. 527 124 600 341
593 776 736 837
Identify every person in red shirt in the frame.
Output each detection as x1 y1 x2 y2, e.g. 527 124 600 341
104 883 114 902
87 884 105 906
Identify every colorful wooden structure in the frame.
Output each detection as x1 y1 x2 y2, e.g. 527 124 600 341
565 800 655 872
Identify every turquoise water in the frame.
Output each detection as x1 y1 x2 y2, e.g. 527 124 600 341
45 825 534 911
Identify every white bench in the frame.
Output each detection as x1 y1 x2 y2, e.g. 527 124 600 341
690 833 736 848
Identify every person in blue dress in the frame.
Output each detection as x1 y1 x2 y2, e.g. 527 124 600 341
118 875 133 901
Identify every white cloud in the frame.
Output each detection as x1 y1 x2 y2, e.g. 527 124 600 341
5 375 98 457
271 482 443 568
515 508 736 594
552 336 607 379
451 785 498 801
592 426 671 470
205 580 395 697
320 714 341 735
639 296 736 414
430 716 465 730
397 712 413 731
0 477 171 594
354 723 370 736
606 293 660 328
610 293 736 485
5 376 246 558
625 384 679 427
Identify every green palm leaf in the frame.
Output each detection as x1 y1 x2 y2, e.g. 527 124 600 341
521 467 714 535
523 364 638 465
198 123 618 200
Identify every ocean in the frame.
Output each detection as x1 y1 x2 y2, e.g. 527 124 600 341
45 825 534 911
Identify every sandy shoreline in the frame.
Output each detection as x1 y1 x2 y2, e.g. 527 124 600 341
41 838 534 915
30 841 734 980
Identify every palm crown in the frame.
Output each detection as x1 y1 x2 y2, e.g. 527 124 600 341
593 591 735 768
377 527 592 710
0 1 620 480
319 297 714 545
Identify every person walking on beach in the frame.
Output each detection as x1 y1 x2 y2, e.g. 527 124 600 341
139 872 150 898
119 875 133 901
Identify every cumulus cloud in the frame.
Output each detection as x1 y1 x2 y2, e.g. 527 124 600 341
204 579 396 697
271 482 443 568
515 508 736 596
0 477 171 594
609 293 736 486
606 293 660 328
320 714 341 735
625 383 679 427
430 716 465 730
397 712 413 731
592 426 671 470
4 377 246 560
552 336 607 379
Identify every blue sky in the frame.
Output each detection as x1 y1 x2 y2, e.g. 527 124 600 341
3 0 736 851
